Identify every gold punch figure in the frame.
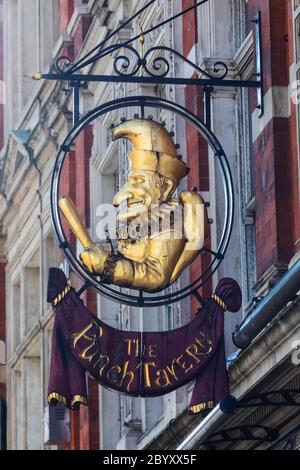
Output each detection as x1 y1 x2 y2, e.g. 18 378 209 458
59 118 209 292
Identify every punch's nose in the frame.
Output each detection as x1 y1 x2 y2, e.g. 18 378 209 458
113 185 134 207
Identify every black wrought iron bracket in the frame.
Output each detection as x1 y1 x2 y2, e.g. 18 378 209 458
203 390 300 447
37 2 264 305
39 11 264 129
236 389 300 409
204 424 278 447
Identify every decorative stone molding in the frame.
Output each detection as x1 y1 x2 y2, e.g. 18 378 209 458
253 262 289 298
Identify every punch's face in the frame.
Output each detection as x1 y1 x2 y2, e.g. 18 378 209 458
113 169 174 224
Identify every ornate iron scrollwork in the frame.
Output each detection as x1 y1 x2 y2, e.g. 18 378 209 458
113 45 142 77
55 43 229 81
55 56 73 74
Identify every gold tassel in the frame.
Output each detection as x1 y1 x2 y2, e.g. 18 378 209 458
189 401 215 414
48 392 67 406
211 294 227 311
52 283 71 306
48 392 87 409
70 395 88 408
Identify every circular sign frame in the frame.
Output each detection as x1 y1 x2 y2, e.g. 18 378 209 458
50 95 234 307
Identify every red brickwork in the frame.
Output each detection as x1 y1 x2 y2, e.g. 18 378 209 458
0 384 5 398
75 125 100 451
182 0 198 57
63 126 100 450
73 16 93 58
248 0 299 278
60 0 74 33
182 1 212 313
74 125 93 227
58 1 99 449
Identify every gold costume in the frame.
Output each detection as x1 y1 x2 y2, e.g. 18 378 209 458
59 118 209 292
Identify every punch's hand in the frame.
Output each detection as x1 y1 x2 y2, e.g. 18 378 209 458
59 196 93 249
59 196 109 275
79 244 108 274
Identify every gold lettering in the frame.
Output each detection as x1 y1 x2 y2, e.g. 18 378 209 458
166 358 178 381
148 344 157 358
185 338 212 364
143 362 156 388
107 365 122 384
155 369 172 388
71 321 102 362
71 321 102 349
125 339 134 356
197 331 206 338
120 361 135 392
135 339 139 358
136 361 156 388
176 354 193 373
124 338 139 357
185 343 202 364
93 354 110 376
79 343 98 362
195 336 212 355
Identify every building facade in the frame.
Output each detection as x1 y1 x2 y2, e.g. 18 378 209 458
0 0 299 451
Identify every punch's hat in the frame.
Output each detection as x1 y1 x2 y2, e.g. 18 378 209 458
112 118 189 185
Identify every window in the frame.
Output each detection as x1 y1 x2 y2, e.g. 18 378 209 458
20 0 39 106
13 368 23 449
40 0 61 70
245 0 252 36
22 251 40 336
23 338 42 449
5 0 21 128
12 279 21 349
233 1 257 304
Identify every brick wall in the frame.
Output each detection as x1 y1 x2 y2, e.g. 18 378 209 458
58 1 99 450
73 16 93 58
62 126 100 451
286 0 300 253
60 129 100 451
182 0 300 298
76 125 100 451
60 0 74 33
248 0 299 281
182 0 212 314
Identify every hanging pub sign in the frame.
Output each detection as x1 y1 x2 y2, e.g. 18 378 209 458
35 0 263 416
47 114 241 414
